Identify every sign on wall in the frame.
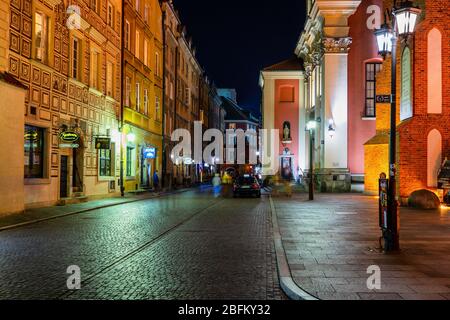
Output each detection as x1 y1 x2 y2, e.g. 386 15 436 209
143 147 156 159
95 137 111 150
59 131 79 143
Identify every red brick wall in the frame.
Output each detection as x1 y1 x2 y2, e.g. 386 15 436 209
397 0 449 198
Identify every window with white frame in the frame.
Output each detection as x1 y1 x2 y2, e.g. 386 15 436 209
126 146 136 177
135 30 140 59
155 52 160 76
99 148 112 177
34 12 50 64
125 20 130 50
143 39 148 66
107 2 114 28
155 96 161 120
169 81 174 100
106 61 114 97
90 50 99 89
135 82 140 111
125 76 131 106
144 88 148 116
144 4 149 22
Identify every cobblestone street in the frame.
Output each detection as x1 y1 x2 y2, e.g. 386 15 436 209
0 190 284 300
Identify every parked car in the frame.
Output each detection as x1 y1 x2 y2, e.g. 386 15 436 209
233 175 261 198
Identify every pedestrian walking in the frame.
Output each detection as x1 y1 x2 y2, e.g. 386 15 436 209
212 173 221 198
153 170 159 192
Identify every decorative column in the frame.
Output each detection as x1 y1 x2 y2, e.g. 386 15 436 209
322 37 352 171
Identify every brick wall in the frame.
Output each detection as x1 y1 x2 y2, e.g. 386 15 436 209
372 0 449 200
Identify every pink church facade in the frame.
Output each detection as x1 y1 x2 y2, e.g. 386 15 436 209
261 0 383 191
260 58 306 182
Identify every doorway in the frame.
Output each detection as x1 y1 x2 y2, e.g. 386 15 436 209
60 155 68 198
72 147 83 192
281 157 293 180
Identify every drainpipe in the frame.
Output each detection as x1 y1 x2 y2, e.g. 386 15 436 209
161 7 167 189
119 0 126 197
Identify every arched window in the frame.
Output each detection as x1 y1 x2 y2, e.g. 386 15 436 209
400 47 412 121
427 28 442 114
427 129 442 187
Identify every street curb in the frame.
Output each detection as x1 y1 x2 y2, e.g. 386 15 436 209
0 188 192 232
269 196 319 300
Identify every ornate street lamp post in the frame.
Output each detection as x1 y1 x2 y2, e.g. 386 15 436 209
374 0 421 251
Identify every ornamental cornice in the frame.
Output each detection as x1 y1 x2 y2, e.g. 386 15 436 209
322 37 352 53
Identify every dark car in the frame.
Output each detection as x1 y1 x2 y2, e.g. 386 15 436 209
233 175 261 198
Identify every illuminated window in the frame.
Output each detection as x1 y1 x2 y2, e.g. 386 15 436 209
155 52 160 76
72 37 80 80
125 20 130 50
107 2 114 27
106 61 114 97
135 82 140 111
365 62 382 117
24 125 45 179
144 89 148 116
126 146 136 177
143 39 148 66
135 30 140 59
91 50 99 89
155 96 161 120
34 12 49 63
99 149 112 177
144 4 149 22
125 76 131 106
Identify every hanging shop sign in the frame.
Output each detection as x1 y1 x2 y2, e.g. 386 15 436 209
59 131 79 143
95 137 111 150
143 147 156 159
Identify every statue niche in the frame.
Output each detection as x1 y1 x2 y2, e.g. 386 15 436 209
282 121 292 143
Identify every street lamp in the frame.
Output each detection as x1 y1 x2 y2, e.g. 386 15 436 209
373 0 421 252
306 120 316 201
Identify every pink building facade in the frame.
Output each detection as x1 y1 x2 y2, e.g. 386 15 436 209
260 58 306 181
261 0 384 191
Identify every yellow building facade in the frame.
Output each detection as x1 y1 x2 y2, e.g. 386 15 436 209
123 0 163 191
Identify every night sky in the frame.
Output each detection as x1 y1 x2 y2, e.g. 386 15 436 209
171 0 307 117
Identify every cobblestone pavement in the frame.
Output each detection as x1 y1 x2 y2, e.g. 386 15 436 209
0 190 284 300
273 193 450 300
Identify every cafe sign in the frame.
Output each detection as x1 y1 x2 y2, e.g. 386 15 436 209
95 137 111 150
59 131 79 143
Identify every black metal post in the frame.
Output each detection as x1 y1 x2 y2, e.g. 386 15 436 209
386 33 400 251
309 128 314 201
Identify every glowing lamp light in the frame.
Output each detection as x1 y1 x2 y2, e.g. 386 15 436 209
111 129 120 143
374 24 393 56
393 2 421 36
306 120 317 131
126 132 136 143
328 119 336 138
